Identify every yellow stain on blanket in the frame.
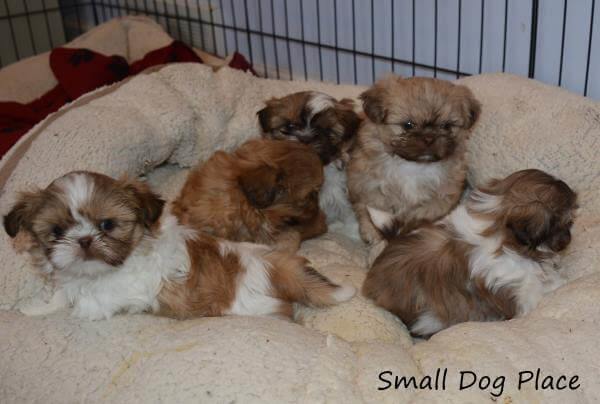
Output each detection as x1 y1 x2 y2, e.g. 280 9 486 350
103 340 200 398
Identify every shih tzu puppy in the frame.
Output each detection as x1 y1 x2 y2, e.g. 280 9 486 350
258 91 362 239
362 169 577 338
347 76 481 244
173 138 328 250
3 171 355 320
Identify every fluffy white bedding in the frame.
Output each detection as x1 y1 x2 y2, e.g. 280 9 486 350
0 63 599 403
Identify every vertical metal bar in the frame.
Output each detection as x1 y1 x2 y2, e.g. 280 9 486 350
433 0 438 77
502 0 508 72
160 0 172 35
184 0 194 45
391 0 395 73
300 0 307 80
456 0 462 78
283 0 293 79
352 0 357 84
173 0 183 40
478 0 485 73
91 0 99 25
243 0 254 64
3 0 20 60
258 0 268 77
412 0 416 76
371 0 375 82
230 0 239 50
333 0 340 83
220 0 229 55
197 0 207 51
528 0 539 78
270 0 280 78
584 0 595 96
75 2 84 37
99 0 108 21
316 0 323 81
41 0 55 48
208 0 218 54
558 0 568 86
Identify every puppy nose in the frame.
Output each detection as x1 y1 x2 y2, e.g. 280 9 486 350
78 236 93 249
422 134 435 145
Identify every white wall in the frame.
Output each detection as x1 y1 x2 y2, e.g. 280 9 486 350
2 0 598 99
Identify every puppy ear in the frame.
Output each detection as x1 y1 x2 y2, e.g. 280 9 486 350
124 180 165 227
335 100 361 140
239 165 283 209
257 107 271 132
367 206 398 240
3 191 43 238
458 86 481 129
360 88 387 124
507 206 552 249
257 98 281 132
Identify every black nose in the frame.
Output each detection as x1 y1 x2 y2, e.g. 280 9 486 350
78 236 93 249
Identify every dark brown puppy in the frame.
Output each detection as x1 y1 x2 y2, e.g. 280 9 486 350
362 169 577 337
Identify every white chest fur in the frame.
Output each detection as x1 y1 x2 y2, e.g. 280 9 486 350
447 206 565 316
380 156 448 205
25 212 194 320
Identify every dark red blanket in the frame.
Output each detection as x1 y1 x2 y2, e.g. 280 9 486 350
0 41 255 158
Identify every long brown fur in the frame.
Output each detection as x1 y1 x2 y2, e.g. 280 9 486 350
172 139 327 250
347 75 481 243
157 234 347 319
362 169 577 337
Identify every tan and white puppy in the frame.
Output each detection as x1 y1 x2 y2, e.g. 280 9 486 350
3 171 355 320
362 169 577 337
347 76 481 244
258 91 362 239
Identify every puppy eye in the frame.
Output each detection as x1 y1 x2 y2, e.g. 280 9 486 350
402 121 415 130
280 123 296 134
99 219 115 232
441 122 453 130
52 225 64 239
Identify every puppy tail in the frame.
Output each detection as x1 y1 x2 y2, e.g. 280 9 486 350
267 251 356 308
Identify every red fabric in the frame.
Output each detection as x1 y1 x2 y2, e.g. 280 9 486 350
130 40 202 75
228 51 258 76
50 48 130 100
0 40 220 158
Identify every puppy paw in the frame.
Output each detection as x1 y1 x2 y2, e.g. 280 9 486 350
72 298 111 321
19 290 68 317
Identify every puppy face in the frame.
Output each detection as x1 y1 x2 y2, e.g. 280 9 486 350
257 91 361 164
3 171 164 273
239 141 324 225
360 76 481 163
474 169 577 254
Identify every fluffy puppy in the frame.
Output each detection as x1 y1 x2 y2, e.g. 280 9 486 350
258 91 362 238
3 171 355 320
362 169 577 337
173 138 327 250
347 76 481 244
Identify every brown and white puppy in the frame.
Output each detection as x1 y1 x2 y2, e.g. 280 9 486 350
258 91 362 239
173 138 328 250
347 76 481 244
3 171 355 320
362 169 577 338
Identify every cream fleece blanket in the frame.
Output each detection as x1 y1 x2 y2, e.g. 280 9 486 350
0 64 599 403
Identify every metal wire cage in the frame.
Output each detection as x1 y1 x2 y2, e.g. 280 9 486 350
1 0 598 98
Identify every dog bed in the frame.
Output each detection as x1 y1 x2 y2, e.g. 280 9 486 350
0 63 599 403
